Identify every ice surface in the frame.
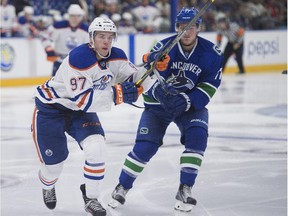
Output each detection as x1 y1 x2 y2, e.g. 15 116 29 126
1 73 287 216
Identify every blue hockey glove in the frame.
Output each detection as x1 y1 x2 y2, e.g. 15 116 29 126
153 83 191 116
112 82 143 105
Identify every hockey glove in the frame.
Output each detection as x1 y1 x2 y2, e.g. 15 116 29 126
153 83 191 116
142 51 170 72
45 46 58 62
112 82 143 105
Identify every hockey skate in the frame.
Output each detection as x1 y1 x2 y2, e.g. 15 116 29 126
42 186 57 210
80 184 106 216
174 184 197 212
108 184 129 209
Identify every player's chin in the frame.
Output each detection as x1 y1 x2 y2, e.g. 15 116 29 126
100 50 109 57
182 40 194 46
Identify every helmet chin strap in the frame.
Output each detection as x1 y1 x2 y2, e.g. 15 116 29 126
95 48 111 59
89 39 113 60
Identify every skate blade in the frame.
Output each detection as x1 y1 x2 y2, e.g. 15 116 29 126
174 200 194 212
108 199 120 209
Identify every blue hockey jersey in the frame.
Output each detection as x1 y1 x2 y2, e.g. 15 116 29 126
144 35 224 111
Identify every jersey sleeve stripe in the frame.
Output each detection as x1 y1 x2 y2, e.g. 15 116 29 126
42 84 53 99
107 58 128 62
77 91 90 108
196 82 217 99
46 81 60 98
37 86 51 101
83 91 93 112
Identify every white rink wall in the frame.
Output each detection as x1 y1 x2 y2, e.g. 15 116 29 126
0 30 287 81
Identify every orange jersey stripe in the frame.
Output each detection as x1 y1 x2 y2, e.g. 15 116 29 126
42 84 53 99
77 91 90 108
237 28 245 36
47 56 58 62
84 167 105 173
217 34 222 43
32 107 43 163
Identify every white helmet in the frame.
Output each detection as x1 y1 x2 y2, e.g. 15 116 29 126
89 17 117 58
68 4 83 16
215 12 228 23
89 17 117 35
24 6 34 14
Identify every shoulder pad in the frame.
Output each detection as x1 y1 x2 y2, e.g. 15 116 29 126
108 47 128 61
18 16 26 24
79 22 89 32
53 20 69 29
197 37 223 63
69 44 97 70
151 34 177 52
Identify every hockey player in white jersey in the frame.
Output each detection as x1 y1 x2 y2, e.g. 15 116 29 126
42 4 89 76
32 17 153 216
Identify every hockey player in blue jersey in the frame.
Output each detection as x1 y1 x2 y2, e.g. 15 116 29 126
31 17 154 216
109 7 224 212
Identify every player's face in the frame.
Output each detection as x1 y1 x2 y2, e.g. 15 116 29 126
178 23 198 47
93 31 115 57
218 21 227 30
69 15 83 27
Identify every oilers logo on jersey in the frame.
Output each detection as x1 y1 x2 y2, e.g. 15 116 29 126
93 74 113 90
167 70 195 92
66 36 80 50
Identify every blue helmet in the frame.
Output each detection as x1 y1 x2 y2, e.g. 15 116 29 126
175 7 202 29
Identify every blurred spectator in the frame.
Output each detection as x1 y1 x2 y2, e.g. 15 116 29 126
155 0 171 32
77 0 89 21
264 0 287 29
244 0 274 29
48 9 63 22
92 0 106 18
101 0 119 18
0 0 18 37
31 0 84 16
41 4 89 76
114 12 137 34
111 12 121 27
34 15 50 31
178 0 198 10
121 0 139 13
131 0 162 33
12 0 30 15
18 6 38 38
216 12 246 74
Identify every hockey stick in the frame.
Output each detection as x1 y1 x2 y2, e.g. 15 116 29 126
135 0 215 88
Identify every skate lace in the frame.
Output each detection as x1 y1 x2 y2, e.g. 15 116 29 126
43 189 56 203
181 185 192 201
87 200 104 212
115 185 128 196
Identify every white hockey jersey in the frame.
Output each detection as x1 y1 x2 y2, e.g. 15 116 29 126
42 20 89 57
35 43 154 112
0 4 17 36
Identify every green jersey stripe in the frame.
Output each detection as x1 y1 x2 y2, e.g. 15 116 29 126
196 82 217 99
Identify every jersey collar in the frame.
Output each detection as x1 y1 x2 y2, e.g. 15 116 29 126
177 37 198 60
